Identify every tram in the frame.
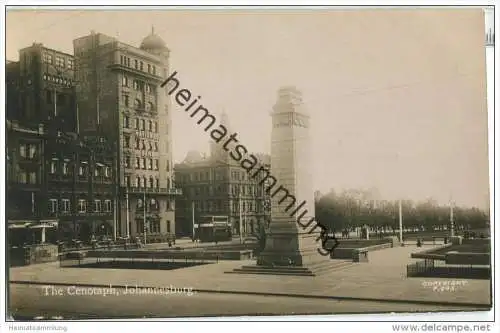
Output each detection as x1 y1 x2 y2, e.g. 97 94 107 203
195 215 232 242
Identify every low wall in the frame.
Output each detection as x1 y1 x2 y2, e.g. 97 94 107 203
9 244 59 266
87 249 253 261
330 242 392 260
410 244 452 260
445 252 491 266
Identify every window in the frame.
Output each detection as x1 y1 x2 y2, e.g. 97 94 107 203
151 220 161 233
134 99 142 109
152 65 156 75
104 200 112 212
124 136 130 148
50 161 57 174
136 176 141 187
49 199 58 213
148 142 153 151
135 138 140 149
167 220 171 233
127 58 130 67
19 143 37 159
133 80 140 90
94 167 100 177
46 90 53 104
148 159 153 170
62 162 69 175
120 55 125 65
135 118 140 129
78 199 87 213
140 158 145 169
123 115 130 128
147 64 151 73
148 120 153 131
123 95 129 107
94 200 102 212
122 75 128 87
142 177 147 187
105 167 111 178
124 156 130 168
135 157 140 169
149 177 154 188
67 59 74 69
134 59 138 69
125 175 131 187
55 56 64 68
62 199 70 212
141 119 145 130
154 122 158 133
154 142 158 151
79 166 85 176
43 53 53 64
141 140 146 150
155 178 160 188
140 61 144 71
154 159 158 170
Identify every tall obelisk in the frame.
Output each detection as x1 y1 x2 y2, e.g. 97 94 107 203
256 87 330 270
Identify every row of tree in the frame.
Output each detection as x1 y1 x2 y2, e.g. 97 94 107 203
314 189 490 233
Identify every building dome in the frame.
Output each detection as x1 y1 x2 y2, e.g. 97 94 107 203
183 150 205 164
140 26 168 51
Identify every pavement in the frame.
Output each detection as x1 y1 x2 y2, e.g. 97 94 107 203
9 245 491 308
9 284 483 319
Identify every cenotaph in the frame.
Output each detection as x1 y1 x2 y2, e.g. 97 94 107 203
229 87 344 276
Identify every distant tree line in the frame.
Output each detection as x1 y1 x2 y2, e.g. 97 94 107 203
314 189 490 234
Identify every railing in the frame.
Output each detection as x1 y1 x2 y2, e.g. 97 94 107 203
124 186 182 195
407 259 490 279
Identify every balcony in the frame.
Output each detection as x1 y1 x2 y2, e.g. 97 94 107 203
123 186 183 196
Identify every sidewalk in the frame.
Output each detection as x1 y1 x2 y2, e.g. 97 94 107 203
9 245 491 307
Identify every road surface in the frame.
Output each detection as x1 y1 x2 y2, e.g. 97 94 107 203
8 284 482 319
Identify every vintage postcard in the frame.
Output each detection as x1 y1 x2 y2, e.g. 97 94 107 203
3 5 494 325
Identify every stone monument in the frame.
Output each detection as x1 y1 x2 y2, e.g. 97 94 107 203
229 87 342 276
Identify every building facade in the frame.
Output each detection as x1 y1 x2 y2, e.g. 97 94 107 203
72 29 180 239
6 43 116 245
174 113 271 238
6 120 116 245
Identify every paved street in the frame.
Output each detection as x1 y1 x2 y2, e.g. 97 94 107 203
9 245 491 307
9 284 482 319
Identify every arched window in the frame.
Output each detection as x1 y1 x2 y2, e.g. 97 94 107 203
146 102 154 112
142 177 147 188
149 177 154 188
136 176 141 187
134 99 142 109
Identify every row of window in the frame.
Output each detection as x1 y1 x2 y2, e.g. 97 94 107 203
124 175 160 188
43 53 74 69
122 95 155 111
122 76 157 94
124 137 159 152
48 198 112 214
49 159 111 178
136 220 164 234
120 56 157 75
19 143 38 159
124 156 159 171
123 117 158 132
43 74 73 87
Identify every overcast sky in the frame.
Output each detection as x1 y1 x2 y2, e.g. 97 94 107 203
5 8 491 209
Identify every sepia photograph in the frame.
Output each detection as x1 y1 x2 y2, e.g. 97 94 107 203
2 3 495 326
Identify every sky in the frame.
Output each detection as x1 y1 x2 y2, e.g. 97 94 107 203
5 8 492 209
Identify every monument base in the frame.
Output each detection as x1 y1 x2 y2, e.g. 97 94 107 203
227 230 353 276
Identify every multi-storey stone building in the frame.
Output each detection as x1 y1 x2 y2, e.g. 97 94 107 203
72 29 180 239
174 113 271 238
6 120 116 246
6 43 116 245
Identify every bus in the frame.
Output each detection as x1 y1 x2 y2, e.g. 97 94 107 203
195 216 232 243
